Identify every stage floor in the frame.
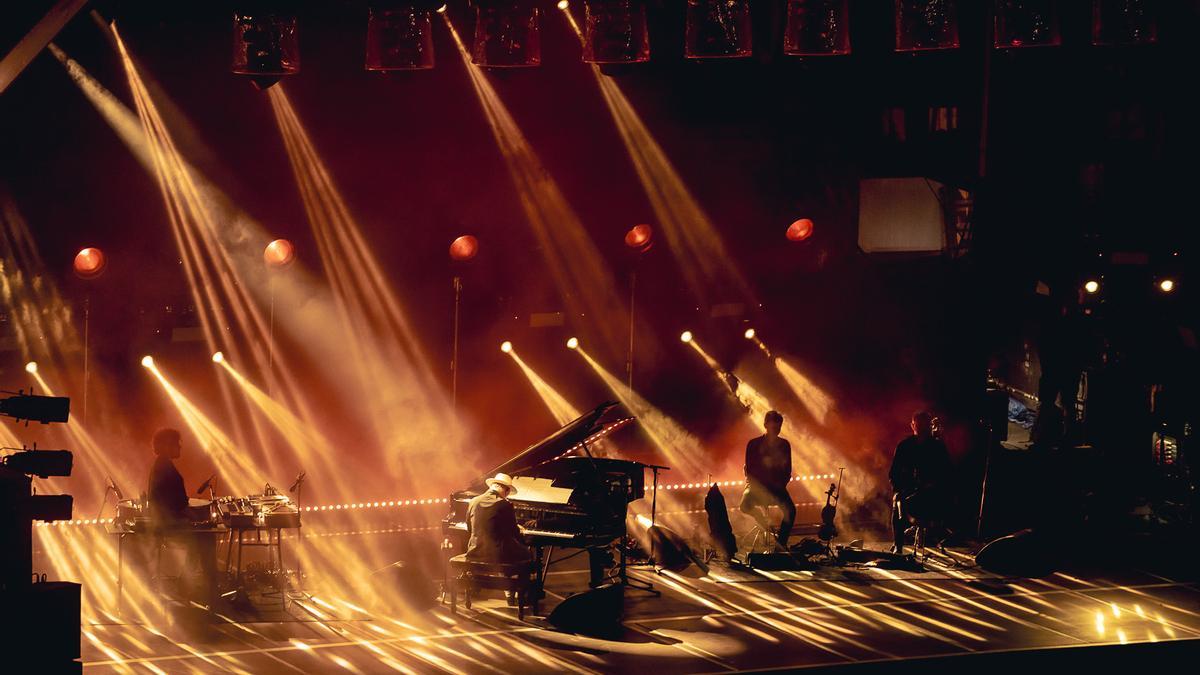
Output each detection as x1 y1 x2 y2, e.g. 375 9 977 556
75 543 1200 673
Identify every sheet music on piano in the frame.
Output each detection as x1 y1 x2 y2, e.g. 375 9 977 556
511 477 573 505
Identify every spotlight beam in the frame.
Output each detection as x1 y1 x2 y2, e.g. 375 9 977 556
505 349 581 425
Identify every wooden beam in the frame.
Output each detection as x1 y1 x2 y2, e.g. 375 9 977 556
0 0 90 95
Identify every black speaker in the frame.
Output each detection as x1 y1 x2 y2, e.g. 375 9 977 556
547 584 623 635
974 529 1057 577
648 525 707 575
370 561 437 611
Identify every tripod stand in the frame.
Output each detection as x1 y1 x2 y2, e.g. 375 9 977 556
618 463 668 596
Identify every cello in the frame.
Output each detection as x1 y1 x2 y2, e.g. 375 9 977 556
818 468 845 543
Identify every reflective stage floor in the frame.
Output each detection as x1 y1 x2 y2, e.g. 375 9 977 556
74 543 1200 673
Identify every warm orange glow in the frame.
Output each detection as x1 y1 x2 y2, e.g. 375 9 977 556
449 234 478 261
1084 279 1100 294
557 0 570 9
73 247 106 278
566 336 579 350
680 330 693 343
211 350 224 363
507 350 581 425
744 327 756 339
24 361 37 374
787 218 814 241
140 355 154 368
500 340 513 353
264 238 295 267
1159 278 1175 293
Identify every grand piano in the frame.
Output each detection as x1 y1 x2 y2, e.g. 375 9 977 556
442 402 647 589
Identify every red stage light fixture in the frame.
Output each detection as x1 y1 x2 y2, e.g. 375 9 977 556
264 238 295 267
994 0 1060 48
680 330 693 344
1083 279 1100 295
895 0 960 52
1158 278 1176 293
685 0 752 59
449 235 479 261
231 11 301 89
73 247 106 279
624 223 653 251
583 0 650 64
25 361 38 374
786 218 814 241
365 5 436 71
472 1 541 68
500 341 513 353
783 0 851 56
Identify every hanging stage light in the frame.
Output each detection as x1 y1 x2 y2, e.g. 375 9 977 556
624 223 653 252
264 238 296 267
895 0 960 52
994 0 1060 49
25 361 38 374
743 328 755 340
582 0 650 64
72 247 106 279
684 0 753 59
680 330 693 344
1091 0 1157 46
1157 278 1176 293
140 355 154 368
500 340 513 353
786 218 814 241
365 3 437 71
472 0 542 68
212 351 225 364
231 10 300 89
449 234 479 261
783 0 851 56
1083 279 1100 295
566 337 580 350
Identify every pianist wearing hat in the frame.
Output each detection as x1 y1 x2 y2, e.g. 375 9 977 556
466 473 533 566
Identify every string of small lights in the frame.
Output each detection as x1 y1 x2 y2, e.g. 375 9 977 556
42 473 837 526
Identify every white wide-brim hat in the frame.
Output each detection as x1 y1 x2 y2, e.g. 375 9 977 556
485 472 517 495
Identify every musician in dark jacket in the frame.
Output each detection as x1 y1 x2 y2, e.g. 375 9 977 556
739 411 796 550
466 473 532 565
889 411 951 554
148 428 190 526
146 427 217 607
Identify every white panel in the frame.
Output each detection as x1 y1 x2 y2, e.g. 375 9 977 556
857 177 947 254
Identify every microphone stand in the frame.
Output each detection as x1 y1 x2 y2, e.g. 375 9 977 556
622 463 668 597
288 471 309 599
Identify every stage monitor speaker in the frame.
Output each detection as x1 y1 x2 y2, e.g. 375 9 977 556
857 177 948 254
370 560 436 611
547 584 623 636
648 525 708 575
974 529 1057 577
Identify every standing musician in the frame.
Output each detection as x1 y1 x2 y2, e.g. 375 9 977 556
889 411 951 554
466 473 533 604
739 411 796 551
147 428 218 607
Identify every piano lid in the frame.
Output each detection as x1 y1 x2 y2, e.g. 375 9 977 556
476 401 619 489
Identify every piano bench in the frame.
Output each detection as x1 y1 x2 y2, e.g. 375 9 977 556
448 555 538 620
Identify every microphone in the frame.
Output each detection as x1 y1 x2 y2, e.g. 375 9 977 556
288 471 306 493
196 474 215 496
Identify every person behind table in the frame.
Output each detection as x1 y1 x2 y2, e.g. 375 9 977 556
146 427 217 607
